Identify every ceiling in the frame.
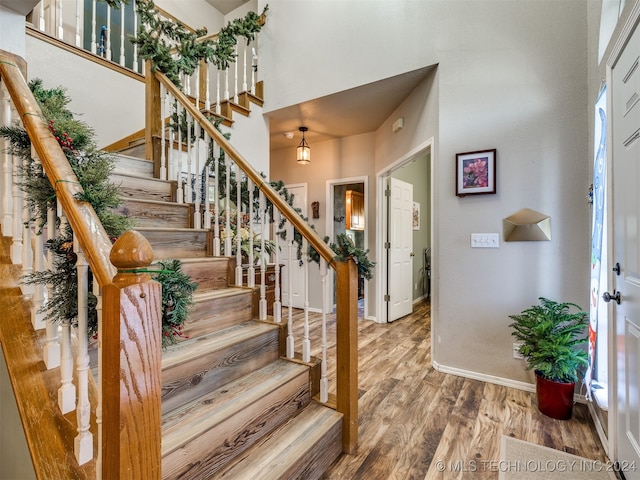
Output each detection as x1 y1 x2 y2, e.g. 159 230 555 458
0 0 39 15
204 0 250 15
266 65 435 152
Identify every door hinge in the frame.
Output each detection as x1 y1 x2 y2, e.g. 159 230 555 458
384 242 391 249
384 294 390 302
385 187 391 197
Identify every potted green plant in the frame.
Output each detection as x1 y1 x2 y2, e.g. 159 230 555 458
508 297 589 420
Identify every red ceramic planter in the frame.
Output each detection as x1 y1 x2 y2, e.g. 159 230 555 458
535 372 575 420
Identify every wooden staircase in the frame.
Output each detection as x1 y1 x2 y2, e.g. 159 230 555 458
109 153 343 479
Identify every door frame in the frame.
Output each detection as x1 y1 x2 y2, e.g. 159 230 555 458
605 0 640 463
326 175 369 317
376 138 434 324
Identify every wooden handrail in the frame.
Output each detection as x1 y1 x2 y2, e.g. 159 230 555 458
0 50 117 287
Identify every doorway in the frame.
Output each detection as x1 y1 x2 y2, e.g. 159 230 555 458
376 139 433 324
326 176 368 317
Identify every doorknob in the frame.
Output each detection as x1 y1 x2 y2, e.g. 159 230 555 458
602 290 621 304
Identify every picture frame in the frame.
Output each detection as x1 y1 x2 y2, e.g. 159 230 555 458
413 202 420 230
455 149 496 197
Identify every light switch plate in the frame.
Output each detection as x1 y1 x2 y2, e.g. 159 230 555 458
471 233 499 248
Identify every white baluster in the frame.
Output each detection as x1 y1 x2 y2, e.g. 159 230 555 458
212 138 220 253
30 147 45 328
160 85 167 180
75 0 82 47
73 238 93 465
39 1 46 32
234 44 239 103
94 280 103 479
57 202 75 414
224 69 230 104
21 155 34 295
205 65 211 111
235 167 242 286
224 160 231 256
251 47 257 95
203 133 212 230
57 0 64 40
185 117 192 203
258 194 267 320
167 99 174 182
273 212 282 324
105 7 112 61
302 238 310 363
247 178 255 285
176 104 183 204
1 84 13 235
90 0 97 54
286 224 294 359
216 70 221 115
320 258 328 402
132 0 138 72
194 123 202 229
119 6 126 66
43 206 61 369
242 41 248 94
11 152 23 264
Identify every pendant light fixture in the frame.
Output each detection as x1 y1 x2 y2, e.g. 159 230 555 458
296 126 310 165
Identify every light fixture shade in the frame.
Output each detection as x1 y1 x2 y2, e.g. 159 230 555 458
297 126 310 164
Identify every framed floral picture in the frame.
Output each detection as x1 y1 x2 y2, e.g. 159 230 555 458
455 149 496 197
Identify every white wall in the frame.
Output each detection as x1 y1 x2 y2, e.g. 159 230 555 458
0 5 26 57
156 0 224 34
260 0 592 385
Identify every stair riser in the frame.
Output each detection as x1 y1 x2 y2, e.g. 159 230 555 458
113 174 174 202
113 155 153 176
286 421 342 480
180 259 230 290
115 200 192 229
186 292 253 339
162 371 310 479
161 329 279 414
138 229 210 259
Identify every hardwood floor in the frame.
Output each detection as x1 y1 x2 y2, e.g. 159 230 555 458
288 300 610 480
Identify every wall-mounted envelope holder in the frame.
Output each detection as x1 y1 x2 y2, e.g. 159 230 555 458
503 208 551 241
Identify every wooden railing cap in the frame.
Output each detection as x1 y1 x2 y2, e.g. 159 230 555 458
110 230 154 269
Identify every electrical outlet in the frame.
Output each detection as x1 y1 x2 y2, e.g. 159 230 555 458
513 342 524 359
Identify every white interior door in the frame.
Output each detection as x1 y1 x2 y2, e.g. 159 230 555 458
611 22 640 479
388 177 413 322
279 184 307 309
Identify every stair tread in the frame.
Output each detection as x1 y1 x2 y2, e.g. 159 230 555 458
213 401 343 480
161 359 308 455
121 197 190 208
161 321 279 371
111 171 173 184
193 287 250 302
136 226 209 232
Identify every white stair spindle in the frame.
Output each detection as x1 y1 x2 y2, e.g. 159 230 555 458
185 116 192 203
216 70 221 115
160 85 167 180
168 99 174 181
43 206 60 369
224 160 231 256
320 258 328 402
248 178 255 285
203 133 212 230
21 154 34 295
30 149 45 329
57 202 75 414
39 1 46 32
235 167 243 286
234 44 239 103
57 0 64 40
224 69 230 104
211 138 220 252
273 212 282 323
302 238 310 363
132 0 138 72
1 84 13 235
75 0 82 47
258 194 267 319
119 6 125 66
176 104 183 204
194 123 202 228
11 152 23 264
90 0 97 53
73 238 93 465
242 41 248 93
106 6 112 61
251 47 257 95
286 224 294 359
205 65 211 111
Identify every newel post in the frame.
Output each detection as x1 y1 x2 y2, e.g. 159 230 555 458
335 257 359 454
102 231 162 479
